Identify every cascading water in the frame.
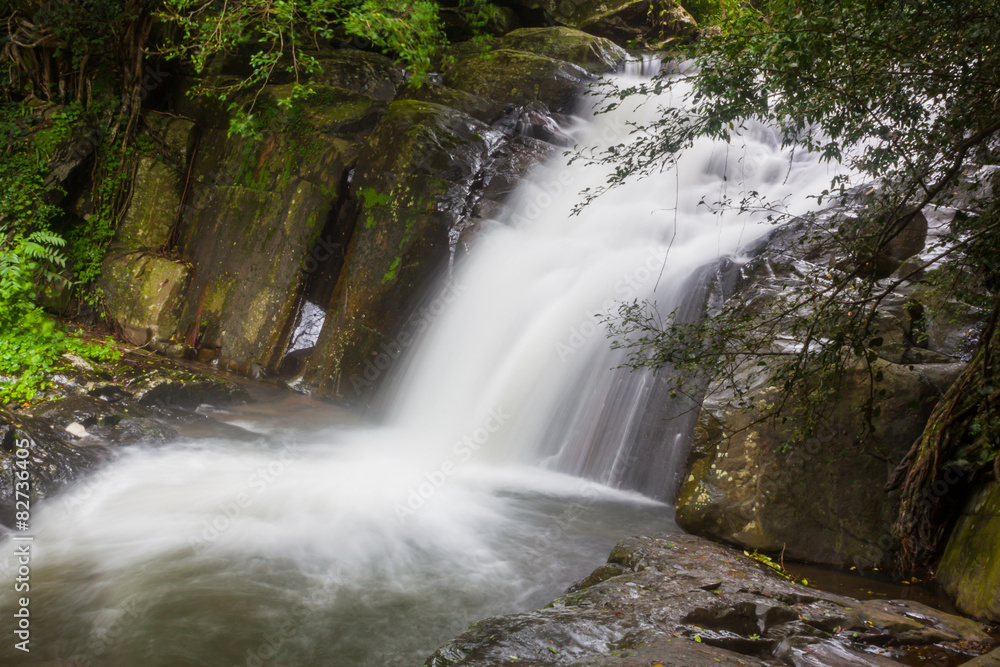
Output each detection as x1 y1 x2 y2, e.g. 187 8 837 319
0 69 842 666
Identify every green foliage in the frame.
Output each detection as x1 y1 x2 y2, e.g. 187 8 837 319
599 0 1000 425
67 137 130 293
0 301 122 404
156 0 499 136
0 100 122 404
596 0 1000 569
680 0 740 25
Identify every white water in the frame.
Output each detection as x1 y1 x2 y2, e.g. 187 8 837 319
0 72 842 666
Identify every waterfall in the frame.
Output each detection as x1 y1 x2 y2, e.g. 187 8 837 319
383 69 840 500
0 70 843 667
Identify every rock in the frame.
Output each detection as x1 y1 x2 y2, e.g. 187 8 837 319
506 0 698 49
874 210 929 279
30 395 179 445
426 534 995 666
303 100 495 402
577 0 698 48
676 360 945 569
398 82 503 124
111 114 197 252
307 50 405 103
444 49 592 114
176 50 404 128
123 370 251 409
909 282 984 360
499 27 627 73
172 96 358 374
0 410 109 524
99 253 191 347
966 648 1000 667
286 85 388 137
937 479 1000 622
441 4 520 42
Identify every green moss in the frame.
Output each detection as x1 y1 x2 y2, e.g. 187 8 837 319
381 256 401 284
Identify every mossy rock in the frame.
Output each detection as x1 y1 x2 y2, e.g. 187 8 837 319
676 360 945 569
124 369 251 409
937 479 1000 622
499 26 627 73
508 0 698 48
171 108 357 373
307 50 405 103
304 100 492 401
443 49 591 114
176 179 337 374
398 82 502 123
99 253 191 347
261 84 388 138
0 411 108 523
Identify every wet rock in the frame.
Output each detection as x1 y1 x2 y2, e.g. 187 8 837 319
99 252 191 348
937 479 1000 622
444 49 592 114
877 210 928 279
29 396 178 445
674 209 975 569
426 534 994 666
507 0 698 49
173 97 358 374
398 82 503 124
967 648 1000 666
303 100 494 402
0 410 109 523
676 360 944 569
306 50 405 103
498 27 627 74
123 370 251 409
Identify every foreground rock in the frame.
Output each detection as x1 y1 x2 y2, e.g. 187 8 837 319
427 534 995 666
0 345 251 524
937 479 1000 623
676 360 949 570
674 198 975 569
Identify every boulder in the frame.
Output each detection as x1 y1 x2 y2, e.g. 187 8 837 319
0 410 109 524
398 82 503 124
427 533 995 666
443 49 592 114
499 27 627 73
303 100 494 401
506 0 698 48
877 210 929 278
29 395 178 445
676 360 947 569
937 479 1000 622
98 253 191 348
173 100 358 373
306 50 405 103
123 369 251 409
966 648 1000 667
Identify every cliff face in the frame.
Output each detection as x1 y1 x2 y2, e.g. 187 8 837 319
95 28 626 403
